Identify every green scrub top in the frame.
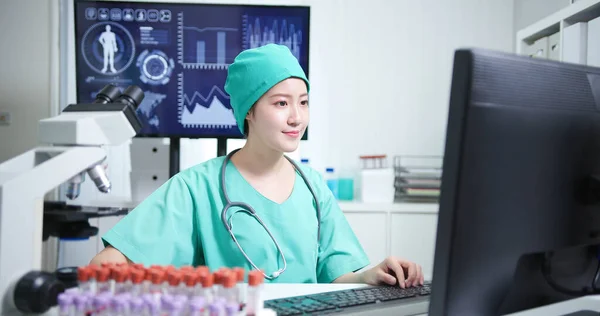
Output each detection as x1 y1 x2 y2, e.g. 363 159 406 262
102 156 370 283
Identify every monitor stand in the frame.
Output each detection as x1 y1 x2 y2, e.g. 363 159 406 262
168 137 228 178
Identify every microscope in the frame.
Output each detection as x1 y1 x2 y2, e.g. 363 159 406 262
0 84 144 315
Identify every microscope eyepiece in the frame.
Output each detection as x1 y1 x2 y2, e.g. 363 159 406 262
115 85 145 109
93 84 121 104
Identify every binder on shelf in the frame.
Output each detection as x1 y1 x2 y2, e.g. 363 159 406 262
393 155 442 203
563 22 588 64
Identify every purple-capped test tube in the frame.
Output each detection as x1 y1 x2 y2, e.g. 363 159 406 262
72 293 88 316
129 296 144 315
225 302 239 316
167 299 185 316
189 297 206 316
57 293 73 316
146 297 161 316
93 294 111 316
110 296 128 316
209 299 224 316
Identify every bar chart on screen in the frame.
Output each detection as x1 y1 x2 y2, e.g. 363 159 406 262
178 12 239 70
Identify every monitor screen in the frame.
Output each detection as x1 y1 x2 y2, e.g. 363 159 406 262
74 0 310 138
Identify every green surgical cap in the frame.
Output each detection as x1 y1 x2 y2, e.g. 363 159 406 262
224 44 310 134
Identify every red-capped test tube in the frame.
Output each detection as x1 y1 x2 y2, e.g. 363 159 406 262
113 267 130 294
201 273 215 304
182 271 198 298
195 267 209 296
95 268 111 294
130 268 145 296
232 267 245 307
245 271 265 316
77 267 92 293
167 270 182 295
222 272 238 305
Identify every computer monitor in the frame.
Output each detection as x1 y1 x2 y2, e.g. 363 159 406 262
73 0 310 139
429 48 600 315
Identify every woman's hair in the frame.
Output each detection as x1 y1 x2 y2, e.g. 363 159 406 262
242 104 255 137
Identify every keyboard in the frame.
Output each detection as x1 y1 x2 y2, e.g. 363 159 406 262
264 282 432 316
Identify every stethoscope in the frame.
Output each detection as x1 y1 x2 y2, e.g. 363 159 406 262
220 148 321 280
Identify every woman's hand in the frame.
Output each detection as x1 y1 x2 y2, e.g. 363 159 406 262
360 256 424 288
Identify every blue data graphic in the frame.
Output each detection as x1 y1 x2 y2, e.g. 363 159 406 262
74 1 309 138
179 12 239 70
178 72 238 136
243 15 304 61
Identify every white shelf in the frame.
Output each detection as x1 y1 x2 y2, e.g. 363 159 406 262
516 0 600 57
517 0 600 43
338 201 439 214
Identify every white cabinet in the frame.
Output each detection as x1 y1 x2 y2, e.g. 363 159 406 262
340 202 439 280
344 212 388 271
390 213 438 281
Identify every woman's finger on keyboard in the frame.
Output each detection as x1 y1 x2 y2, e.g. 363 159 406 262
400 259 419 287
385 256 407 288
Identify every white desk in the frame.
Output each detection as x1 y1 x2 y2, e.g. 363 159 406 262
262 284 600 316
262 283 368 301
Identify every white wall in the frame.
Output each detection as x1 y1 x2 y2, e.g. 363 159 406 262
0 0 59 163
513 0 570 32
1 0 517 198
57 0 517 206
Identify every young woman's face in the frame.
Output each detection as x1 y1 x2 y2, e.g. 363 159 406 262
246 78 309 153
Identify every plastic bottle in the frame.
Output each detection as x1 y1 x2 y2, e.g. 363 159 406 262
245 271 264 316
325 167 339 199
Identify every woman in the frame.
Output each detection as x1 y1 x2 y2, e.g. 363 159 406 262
91 44 424 288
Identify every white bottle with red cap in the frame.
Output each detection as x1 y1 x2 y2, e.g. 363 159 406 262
245 270 265 316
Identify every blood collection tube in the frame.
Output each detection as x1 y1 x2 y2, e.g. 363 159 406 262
188 297 206 316
129 296 144 316
161 294 174 314
113 268 130 294
167 270 182 295
245 271 264 316
96 268 111 294
168 298 186 316
130 268 145 296
222 272 237 304
71 294 87 316
143 267 154 294
232 267 245 307
149 269 165 301
57 293 73 316
93 294 110 315
201 273 215 304
226 302 239 316
88 265 102 294
216 269 230 299
110 296 127 316
76 267 91 294
195 267 209 296
209 298 225 316
182 271 197 297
